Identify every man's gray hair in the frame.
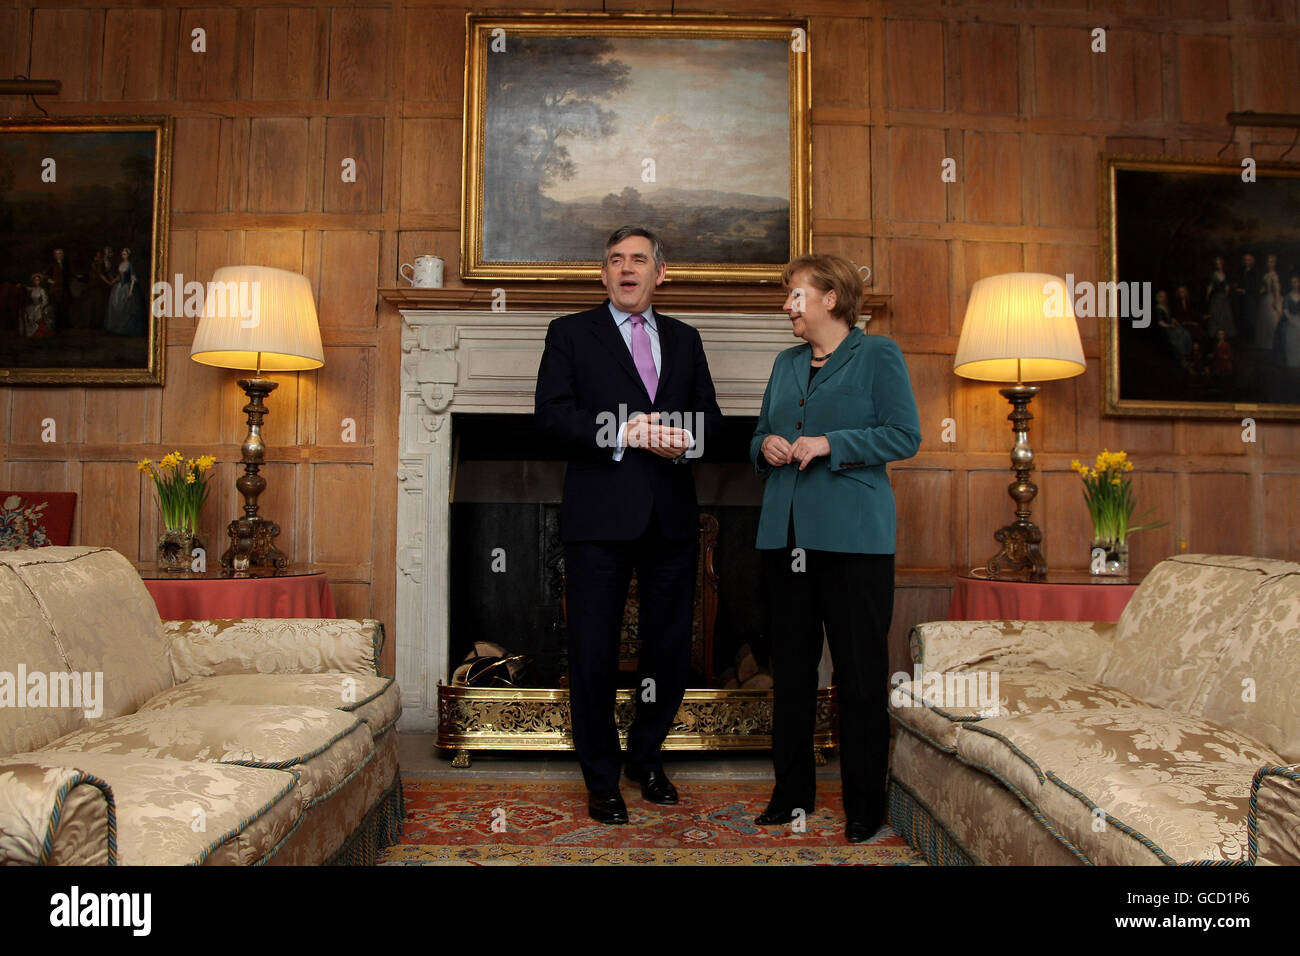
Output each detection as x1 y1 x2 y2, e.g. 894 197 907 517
604 225 665 272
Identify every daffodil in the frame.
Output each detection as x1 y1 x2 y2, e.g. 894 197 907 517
141 452 218 533
1073 448 1165 547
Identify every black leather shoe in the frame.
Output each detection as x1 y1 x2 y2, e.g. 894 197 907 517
625 766 679 805
845 819 882 843
588 790 629 824
754 804 806 826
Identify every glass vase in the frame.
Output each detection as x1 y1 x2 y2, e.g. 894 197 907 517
1089 538 1129 577
157 530 204 572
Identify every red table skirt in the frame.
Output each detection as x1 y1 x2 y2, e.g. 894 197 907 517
144 573 336 620
949 576 1137 623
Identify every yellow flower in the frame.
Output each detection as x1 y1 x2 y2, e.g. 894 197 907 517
197 455 216 472
1070 459 1082 473
160 451 183 470
184 472 196 484
136 459 152 473
1111 477 1121 486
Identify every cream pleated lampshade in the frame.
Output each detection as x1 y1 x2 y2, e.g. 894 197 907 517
190 265 324 372
954 273 1086 383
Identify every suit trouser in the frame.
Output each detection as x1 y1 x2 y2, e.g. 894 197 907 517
761 543 894 823
564 516 698 793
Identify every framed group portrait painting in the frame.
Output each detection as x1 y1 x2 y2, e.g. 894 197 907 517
460 14 811 283
1101 153 1300 421
0 115 171 386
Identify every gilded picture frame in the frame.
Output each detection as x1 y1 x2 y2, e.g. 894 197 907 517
0 116 171 386
461 13 811 283
1101 153 1300 420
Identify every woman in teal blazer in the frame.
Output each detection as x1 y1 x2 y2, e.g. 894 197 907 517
750 253 921 842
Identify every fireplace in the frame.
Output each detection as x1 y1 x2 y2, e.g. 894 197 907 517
390 286 887 735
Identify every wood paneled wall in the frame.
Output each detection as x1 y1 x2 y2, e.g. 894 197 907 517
3 1 1298 677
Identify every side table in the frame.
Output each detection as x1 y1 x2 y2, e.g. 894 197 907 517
949 569 1141 622
136 564 336 620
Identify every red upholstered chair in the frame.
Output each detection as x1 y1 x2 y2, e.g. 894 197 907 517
0 491 77 549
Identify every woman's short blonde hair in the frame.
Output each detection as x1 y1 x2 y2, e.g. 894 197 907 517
781 254 864 327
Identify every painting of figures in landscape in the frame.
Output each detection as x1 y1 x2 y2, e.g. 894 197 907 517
1105 156 1300 419
0 119 169 384
464 18 809 281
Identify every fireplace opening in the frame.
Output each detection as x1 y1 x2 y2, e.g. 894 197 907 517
448 413 775 689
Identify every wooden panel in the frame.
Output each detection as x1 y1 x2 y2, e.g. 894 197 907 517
177 8 240 101
9 388 83 445
30 8 92 101
251 8 324 101
1104 29 1163 122
962 240 1023 288
812 124 871 221
1126 471 1178 574
315 346 374 448
888 127 947 223
80 462 142 559
242 230 305 273
323 117 384 213
1262 474 1300 559
963 131 1022 225
401 8 463 104
1033 134 1095 228
102 9 165 102
160 346 227 446
895 470 955 569
329 8 389 100
887 238 949 337
331 581 372 622
889 585 952 676
1187 473 1252 555
399 119 461 217
959 21 1019 115
317 230 380 329
1238 36 1300 114
955 375 1012 456
312 463 373 566
248 118 310 212
84 389 154 445
884 20 944 110
1033 26 1095 119
904 353 954 454
172 118 224 212
811 18 868 110
1177 35 1233 125
967 469 1013 570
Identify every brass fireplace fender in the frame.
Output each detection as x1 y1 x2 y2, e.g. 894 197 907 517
437 685 839 767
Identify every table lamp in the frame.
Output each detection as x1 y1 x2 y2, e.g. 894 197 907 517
191 265 324 571
954 273 1086 579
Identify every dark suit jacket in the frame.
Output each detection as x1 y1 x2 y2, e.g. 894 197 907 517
535 301 723 543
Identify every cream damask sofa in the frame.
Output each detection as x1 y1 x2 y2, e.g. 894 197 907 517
888 553 1300 866
0 546 402 865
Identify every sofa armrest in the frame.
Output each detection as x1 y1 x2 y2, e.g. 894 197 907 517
164 618 387 683
0 759 116 865
1249 764 1300 865
909 619 1118 683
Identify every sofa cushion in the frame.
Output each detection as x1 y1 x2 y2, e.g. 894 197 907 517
954 707 1281 863
0 547 172 722
140 674 400 738
1100 554 1291 712
18 751 305 865
891 667 1150 751
0 759 115 865
0 565 88 757
1196 571 1300 763
1040 758 1252 865
42 703 374 808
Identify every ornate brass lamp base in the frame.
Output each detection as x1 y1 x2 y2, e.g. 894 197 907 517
986 384 1048 580
436 686 838 767
221 376 289 571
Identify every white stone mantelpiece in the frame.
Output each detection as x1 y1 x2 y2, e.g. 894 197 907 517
395 306 835 731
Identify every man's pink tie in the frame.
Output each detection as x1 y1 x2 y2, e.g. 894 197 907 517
629 313 658 401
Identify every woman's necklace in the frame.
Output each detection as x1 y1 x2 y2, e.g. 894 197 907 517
812 332 850 362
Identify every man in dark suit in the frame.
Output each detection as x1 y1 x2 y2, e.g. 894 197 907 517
535 225 722 824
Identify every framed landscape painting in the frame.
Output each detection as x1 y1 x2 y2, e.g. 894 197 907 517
1101 154 1300 420
461 14 811 283
0 116 171 385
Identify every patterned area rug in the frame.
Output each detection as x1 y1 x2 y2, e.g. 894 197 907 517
379 776 923 865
